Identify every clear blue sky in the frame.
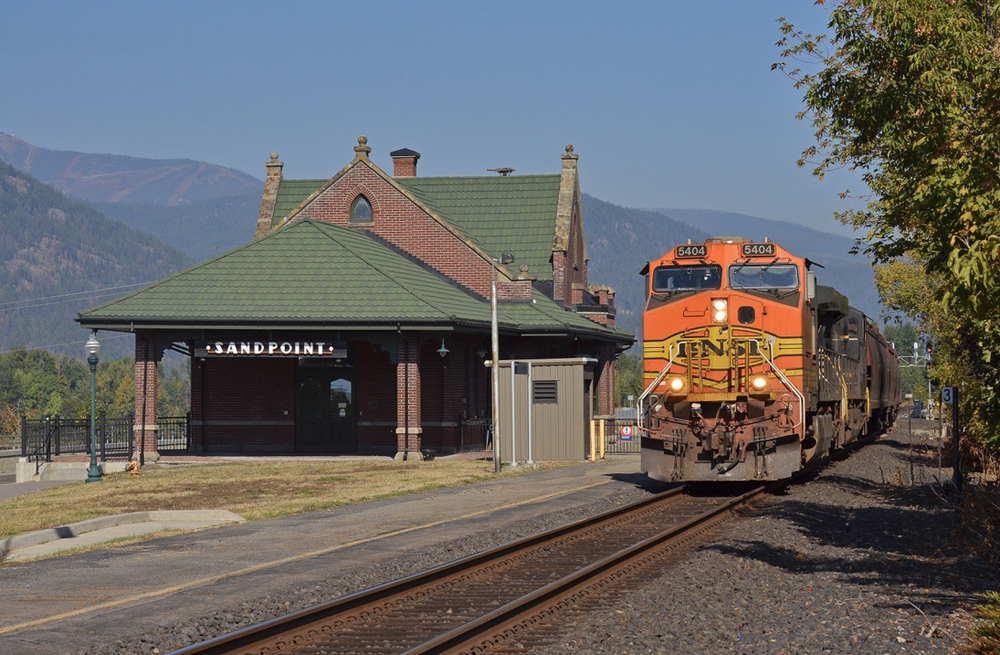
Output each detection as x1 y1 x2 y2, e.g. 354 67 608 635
2 1 860 235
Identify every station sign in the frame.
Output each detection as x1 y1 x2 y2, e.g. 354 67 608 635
195 339 347 358
675 244 707 258
620 425 634 441
741 243 776 257
942 386 956 405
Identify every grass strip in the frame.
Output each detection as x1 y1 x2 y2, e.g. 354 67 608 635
0 460 563 539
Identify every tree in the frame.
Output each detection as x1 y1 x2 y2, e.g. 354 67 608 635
777 1 1000 445
615 352 644 408
777 1 1000 316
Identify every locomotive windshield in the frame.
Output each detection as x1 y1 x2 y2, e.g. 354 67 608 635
728 263 799 290
652 265 722 292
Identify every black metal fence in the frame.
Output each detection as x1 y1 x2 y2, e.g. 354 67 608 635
20 414 190 462
157 416 190 452
458 418 490 452
598 417 640 455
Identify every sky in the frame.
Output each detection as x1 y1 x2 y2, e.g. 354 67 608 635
2 1 863 236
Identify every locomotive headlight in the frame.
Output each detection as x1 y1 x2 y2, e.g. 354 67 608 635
669 377 686 393
712 299 728 323
751 375 768 391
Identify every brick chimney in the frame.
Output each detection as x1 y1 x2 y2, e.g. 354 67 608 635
391 148 420 177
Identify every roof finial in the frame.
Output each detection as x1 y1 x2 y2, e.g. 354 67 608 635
562 144 578 161
354 135 372 159
270 151 279 162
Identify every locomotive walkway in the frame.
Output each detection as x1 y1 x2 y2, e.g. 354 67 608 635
0 456 653 655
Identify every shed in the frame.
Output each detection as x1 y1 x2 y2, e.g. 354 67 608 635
492 358 596 463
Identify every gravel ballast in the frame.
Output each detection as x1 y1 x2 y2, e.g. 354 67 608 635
54 419 1000 654
549 418 1000 654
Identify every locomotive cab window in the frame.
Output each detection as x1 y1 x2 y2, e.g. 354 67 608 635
652 265 722 292
728 263 799 290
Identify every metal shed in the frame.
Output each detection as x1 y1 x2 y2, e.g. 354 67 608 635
492 358 596 463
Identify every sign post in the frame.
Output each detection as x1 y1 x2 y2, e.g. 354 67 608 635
941 386 960 497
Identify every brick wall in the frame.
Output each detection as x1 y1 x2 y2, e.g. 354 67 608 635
294 163 532 301
190 357 296 453
354 341 397 455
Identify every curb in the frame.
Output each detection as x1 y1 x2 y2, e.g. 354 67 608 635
0 510 245 553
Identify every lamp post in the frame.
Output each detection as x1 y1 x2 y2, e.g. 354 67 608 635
85 331 102 482
491 253 514 474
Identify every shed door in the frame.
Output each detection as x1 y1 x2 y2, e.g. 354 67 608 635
296 363 357 453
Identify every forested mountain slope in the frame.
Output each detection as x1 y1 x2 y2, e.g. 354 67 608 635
0 160 193 356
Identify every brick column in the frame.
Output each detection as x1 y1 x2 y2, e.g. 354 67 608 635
396 335 423 460
597 347 616 416
134 330 160 462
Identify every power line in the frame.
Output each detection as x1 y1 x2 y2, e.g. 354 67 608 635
0 332 133 355
0 281 155 309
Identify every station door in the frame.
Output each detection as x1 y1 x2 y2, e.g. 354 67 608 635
295 362 357 453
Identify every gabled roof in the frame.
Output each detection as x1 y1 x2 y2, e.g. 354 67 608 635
77 220 630 341
396 175 561 282
270 174 561 281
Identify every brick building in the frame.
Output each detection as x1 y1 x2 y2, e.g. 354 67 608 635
78 137 632 459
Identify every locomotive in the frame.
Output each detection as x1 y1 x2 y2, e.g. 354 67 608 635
638 236 901 482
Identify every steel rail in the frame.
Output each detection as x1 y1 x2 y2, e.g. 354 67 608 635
401 484 768 654
168 486 690 655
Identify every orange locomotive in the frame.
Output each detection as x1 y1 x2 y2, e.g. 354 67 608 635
638 236 900 482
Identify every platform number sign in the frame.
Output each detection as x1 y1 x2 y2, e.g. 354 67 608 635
942 386 956 405
620 425 634 442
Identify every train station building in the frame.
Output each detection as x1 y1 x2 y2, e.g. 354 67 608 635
77 137 633 460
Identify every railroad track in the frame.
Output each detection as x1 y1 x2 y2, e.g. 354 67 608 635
170 484 770 655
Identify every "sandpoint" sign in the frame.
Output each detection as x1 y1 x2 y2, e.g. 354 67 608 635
194 340 347 358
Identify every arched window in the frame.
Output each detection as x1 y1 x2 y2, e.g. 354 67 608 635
350 195 373 223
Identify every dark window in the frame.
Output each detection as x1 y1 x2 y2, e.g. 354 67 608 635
652 265 722 292
350 195 373 223
533 380 558 404
738 306 756 324
728 263 799 290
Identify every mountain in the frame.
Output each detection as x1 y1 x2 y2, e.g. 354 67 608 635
583 195 710 339
92 193 261 261
0 160 194 356
0 134 264 261
583 198 881 342
0 133 261 206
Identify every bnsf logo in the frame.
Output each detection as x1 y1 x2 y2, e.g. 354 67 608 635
676 339 762 357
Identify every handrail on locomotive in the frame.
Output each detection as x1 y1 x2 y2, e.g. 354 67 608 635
637 336 805 435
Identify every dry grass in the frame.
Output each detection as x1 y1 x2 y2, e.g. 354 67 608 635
0 460 557 539
963 593 1000 655
955 441 1000 655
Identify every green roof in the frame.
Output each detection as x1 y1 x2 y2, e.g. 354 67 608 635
78 220 630 341
273 178 326 220
396 175 561 282
272 174 562 281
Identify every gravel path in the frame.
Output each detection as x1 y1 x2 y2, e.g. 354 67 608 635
82 418 998 655
548 418 999 655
